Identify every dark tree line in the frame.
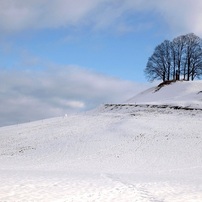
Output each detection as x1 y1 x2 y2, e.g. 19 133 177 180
145 33 202 82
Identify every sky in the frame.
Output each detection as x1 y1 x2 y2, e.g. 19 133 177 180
1 0 202 126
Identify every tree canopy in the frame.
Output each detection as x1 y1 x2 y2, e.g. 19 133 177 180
145 33 202 82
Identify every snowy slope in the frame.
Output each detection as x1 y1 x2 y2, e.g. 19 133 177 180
0 108 202 201
0 81 202 201
126 81 202 109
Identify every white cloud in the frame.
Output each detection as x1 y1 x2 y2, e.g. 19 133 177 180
0 0 202 35
0 66 149 126
150 0 202 36
0 0 96 31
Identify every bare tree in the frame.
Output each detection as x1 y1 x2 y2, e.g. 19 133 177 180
172 35 186 80
145 33 202 82
145 40 173 82
190 46 202 80
184 33 202 80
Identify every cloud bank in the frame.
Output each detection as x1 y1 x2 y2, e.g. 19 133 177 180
0 0 202 35
0 66 148 126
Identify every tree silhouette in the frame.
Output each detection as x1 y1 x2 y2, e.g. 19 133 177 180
145 33 202 82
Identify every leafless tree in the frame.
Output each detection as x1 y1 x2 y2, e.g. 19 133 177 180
145 40 172 82
145 33 202 82
184 33 202 80
172 35 186 80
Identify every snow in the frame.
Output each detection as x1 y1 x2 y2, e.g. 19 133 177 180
0 81 202 201
126 80 202 109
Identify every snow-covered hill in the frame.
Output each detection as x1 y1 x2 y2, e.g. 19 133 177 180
0 81 202 201
126 80 202 109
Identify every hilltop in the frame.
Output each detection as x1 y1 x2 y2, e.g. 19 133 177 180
126 80 202 109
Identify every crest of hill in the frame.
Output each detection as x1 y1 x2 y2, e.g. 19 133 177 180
126 80 202 109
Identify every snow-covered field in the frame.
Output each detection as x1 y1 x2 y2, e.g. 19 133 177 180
0 81 202 202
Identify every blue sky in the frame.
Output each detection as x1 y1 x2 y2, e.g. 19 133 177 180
1 0 202 126
1 16 164 81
